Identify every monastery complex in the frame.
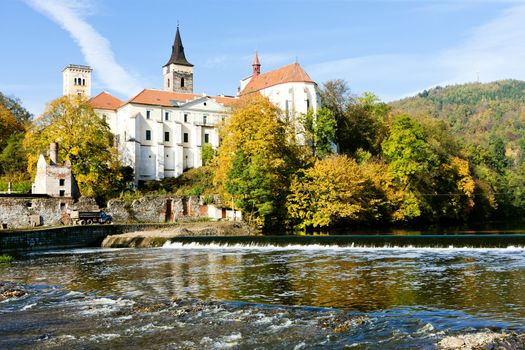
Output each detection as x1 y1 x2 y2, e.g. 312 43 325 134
66 27 320 185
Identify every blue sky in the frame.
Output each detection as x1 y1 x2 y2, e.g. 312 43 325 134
1 0 525 116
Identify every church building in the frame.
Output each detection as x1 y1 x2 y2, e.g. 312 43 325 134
62 27 320 185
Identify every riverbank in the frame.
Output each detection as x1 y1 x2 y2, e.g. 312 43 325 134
101 221 255 248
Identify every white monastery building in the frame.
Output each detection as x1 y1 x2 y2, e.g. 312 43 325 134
62 27 319 185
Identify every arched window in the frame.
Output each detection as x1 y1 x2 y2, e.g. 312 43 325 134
181 77 185 88
82 78 86 86
74 78 77 85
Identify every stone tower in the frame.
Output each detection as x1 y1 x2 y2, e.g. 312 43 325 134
63 64 92 97
163 26 194 93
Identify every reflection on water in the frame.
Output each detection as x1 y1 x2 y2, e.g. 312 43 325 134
1 243 524 348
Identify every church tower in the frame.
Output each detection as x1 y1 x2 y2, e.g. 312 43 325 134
252 52 261 77
63 64 92 97
163 26 193 93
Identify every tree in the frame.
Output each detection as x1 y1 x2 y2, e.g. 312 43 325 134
287 155 370 229
201 143 216 166
24 95 122 201
0 92 32 125
0 104 24 150
319 81 389 156
382 114 439 186
300 107 337 158
0 133 28 181
214 94 301 229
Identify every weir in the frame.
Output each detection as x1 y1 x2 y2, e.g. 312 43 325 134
164 234 525 249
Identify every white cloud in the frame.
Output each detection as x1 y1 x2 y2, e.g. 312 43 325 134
307 3 525 101
25 0 141 96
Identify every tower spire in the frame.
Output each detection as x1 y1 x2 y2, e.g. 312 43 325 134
252 51 261 77
165 26 193 67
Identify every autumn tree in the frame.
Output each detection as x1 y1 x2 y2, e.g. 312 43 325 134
24 95 123 201
0 104 25 150
214 94 301 230
287 155 372 229
0 92 32 125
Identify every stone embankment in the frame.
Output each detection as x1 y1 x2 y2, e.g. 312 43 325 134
101 221 255 248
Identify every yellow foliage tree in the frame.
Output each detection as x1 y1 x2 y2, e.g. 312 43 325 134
287 155 370 229
0 104 24 149
24 95 122 200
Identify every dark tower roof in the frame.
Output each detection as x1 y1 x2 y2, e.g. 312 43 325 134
164 27 193 67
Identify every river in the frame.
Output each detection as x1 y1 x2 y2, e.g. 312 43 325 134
1 234 525 349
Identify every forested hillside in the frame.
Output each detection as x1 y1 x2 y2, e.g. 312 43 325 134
391 80 525 219
391 80 525 161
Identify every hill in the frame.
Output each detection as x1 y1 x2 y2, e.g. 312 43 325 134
390 80 525 165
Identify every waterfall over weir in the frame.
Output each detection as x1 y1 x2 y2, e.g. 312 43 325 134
163 234 525 249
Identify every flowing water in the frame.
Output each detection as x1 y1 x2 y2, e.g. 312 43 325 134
1 234 525 349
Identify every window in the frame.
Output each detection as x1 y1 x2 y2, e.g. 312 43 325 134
102 114 107 123
183 132 189 143
165 132 170 142
74 78 77 85
146 130 151 140
59 190 65 197
59 179 65 186
184 114 188 122
167 78 170 88
181 77 185 88
204 133 209 143
82 78 85 86
165 112 169 121
203 115 207 125
146 110 151 119
203 102 207 106
306 99 310 110
60 202 66 211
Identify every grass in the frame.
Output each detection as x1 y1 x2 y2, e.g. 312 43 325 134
0 254 14 264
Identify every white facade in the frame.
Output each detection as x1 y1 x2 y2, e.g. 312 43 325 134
93 91 232 184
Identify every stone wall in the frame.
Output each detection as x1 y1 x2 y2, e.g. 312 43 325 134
107 195 202 223
0 196 73 228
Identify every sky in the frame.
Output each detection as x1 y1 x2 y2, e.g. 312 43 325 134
2 0 525 116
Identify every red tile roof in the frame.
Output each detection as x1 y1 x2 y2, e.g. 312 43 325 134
89 92 122 110
127 89 237 107
241 63 315 95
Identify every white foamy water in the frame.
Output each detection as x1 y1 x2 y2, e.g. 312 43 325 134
162 241 525 252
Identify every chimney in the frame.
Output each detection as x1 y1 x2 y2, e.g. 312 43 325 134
50 142 58 165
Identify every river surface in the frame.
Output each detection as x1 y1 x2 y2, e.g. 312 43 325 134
1 235 525 349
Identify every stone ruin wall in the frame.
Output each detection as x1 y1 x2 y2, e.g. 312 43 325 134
0 197 74 228
107 195 202 223
1 195 223 229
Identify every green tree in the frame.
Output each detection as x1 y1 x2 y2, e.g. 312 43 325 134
382 114 439 186
214 94 301 229
24 95 122 201
201 143 216 166
0 133 28 181
319 81 389 156
301 107 337 158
